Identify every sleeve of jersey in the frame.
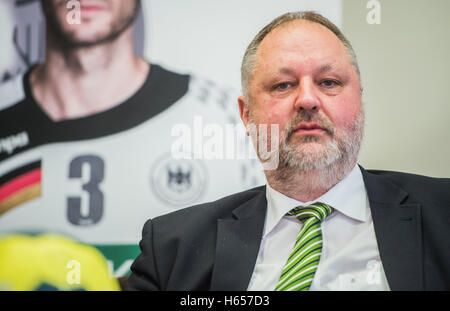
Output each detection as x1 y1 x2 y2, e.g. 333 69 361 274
190 76 266 187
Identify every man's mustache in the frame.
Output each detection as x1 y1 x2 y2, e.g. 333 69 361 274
285 111 335 142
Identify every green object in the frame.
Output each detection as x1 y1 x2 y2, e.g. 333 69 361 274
93 244 141 277
275 202 334 291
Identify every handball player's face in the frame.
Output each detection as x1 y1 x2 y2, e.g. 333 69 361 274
41 0 140 48
241 20 363 171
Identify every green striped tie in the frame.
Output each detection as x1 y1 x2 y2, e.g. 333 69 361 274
275 202 334 291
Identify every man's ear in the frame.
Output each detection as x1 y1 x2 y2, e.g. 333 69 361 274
238 96 250 134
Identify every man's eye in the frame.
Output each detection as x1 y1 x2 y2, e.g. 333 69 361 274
274 82 291 90
320 80 339 87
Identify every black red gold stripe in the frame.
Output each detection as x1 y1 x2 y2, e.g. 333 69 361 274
0 160 42 215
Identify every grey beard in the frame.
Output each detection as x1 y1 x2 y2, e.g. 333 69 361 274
281 135 342 171
269 109 365 193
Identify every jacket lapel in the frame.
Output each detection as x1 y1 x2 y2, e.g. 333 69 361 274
209 188 267 291
361 167 424 290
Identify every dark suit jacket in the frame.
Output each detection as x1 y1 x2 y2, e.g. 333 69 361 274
126 167 450 291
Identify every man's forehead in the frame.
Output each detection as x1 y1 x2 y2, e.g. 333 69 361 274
258 20 346 58
275 62 342 75
254 21 351 74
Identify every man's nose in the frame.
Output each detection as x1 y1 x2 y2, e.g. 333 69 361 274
293 79 321 112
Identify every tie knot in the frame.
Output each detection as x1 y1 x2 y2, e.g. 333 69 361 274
287 202 334 222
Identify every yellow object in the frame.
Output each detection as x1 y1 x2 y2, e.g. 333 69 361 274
0 234 120 291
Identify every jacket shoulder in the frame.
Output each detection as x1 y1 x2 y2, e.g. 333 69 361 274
147 185 265 236
366 169 450 203
157 185 264 221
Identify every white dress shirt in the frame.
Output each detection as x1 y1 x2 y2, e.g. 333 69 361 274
247 165 391 291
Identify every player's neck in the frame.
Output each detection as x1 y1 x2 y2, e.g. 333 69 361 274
30 29 150 122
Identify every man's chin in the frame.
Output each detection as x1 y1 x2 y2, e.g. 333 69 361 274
286 138 329 153
61 30 119 49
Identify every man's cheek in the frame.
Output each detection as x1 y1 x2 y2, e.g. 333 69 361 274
266 105 289 125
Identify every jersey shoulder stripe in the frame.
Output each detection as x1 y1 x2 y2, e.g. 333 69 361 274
188 75 241 122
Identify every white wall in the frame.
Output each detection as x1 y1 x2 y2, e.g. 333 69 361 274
343 0 450 177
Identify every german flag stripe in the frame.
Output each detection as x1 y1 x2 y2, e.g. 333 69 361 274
0 160 42 214
0 168 41 202
0 184 41 216
0 160 41 186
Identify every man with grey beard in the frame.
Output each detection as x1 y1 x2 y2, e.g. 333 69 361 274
127 11 450 291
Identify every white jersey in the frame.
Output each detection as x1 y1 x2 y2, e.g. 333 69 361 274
0 64 265 277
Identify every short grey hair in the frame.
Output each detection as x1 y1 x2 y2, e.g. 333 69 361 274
241 11 361 99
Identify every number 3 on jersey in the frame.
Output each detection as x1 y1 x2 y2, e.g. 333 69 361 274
67 155 104 226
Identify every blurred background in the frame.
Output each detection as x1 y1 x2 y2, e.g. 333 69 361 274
343 0 450 178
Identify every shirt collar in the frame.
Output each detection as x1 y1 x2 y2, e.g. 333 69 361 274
264 164 368 237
